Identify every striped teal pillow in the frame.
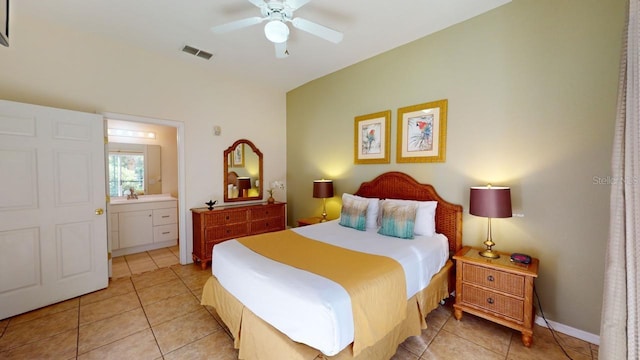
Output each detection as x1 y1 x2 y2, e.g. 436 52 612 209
377 202 418 239
339 196 369 231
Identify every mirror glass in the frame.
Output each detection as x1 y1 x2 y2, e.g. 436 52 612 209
224 139 263 202
108 143 162 196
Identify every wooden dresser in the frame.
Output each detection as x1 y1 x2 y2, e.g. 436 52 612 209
191 202 286 269
453 246 539 347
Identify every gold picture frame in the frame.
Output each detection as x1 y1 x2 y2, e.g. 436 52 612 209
231 143 244 167
397 99 447 163
354 110 391 164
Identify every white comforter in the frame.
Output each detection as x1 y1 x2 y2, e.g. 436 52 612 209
211 220 449 356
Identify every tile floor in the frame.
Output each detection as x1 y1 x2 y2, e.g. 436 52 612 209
0 246 599 360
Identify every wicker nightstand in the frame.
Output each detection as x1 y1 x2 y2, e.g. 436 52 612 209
296 216 324 227
453 246 539 347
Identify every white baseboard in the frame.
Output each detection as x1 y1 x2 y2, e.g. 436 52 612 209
535 316 600 345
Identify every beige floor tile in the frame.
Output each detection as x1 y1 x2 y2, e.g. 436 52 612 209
151 254 180 268
0 319 8 337
442 311 514 355
152 307 221 355
163 329 238 360
0 328 77 360
507 325 592 360
180 271 214 291
144 292 201 326
111 262 132 279
81 277 135 305
0 308 78 351
168 245 180 257
125 252 153 261
7 297 79 326
591 343 599 359
78 307 149 355
132 267 179 290
77 328 161 360
80 292 141 325
128 259 159 275
112 255 126 264
391 345 420 360
148 248 174 257
137 278 191 306
421 330 504 360
170 263 208 280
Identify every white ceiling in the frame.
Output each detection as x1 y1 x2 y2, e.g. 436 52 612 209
15 0 510 92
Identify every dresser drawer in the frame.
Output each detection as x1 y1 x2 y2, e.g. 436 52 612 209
154 223 178 242
153 208 177 226
462 262 525 297
204 209 248 226
250 205 284 220
251 218 284 234
205 223 250 242
461 283 524 322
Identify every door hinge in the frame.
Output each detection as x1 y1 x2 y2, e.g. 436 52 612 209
106 195 110 203
104 136 108 144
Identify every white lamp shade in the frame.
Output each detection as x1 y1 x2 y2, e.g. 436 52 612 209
264 20 289 43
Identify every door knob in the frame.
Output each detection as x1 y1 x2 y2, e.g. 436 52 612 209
95 208 104 215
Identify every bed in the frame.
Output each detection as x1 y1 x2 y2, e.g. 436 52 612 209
201 171 463 360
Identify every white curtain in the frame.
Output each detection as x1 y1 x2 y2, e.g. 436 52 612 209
600 1 640 359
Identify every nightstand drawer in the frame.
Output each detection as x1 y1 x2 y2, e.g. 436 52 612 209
461 284 524 322
462 262 525 297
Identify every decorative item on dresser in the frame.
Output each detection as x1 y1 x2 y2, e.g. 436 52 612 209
453 246 539 347
191 202 286 269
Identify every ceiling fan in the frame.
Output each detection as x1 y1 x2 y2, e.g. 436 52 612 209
211 0 344 58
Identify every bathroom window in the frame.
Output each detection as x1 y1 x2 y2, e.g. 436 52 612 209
108 152 145 197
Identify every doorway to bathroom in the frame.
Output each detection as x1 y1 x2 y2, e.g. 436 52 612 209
103 112 187 272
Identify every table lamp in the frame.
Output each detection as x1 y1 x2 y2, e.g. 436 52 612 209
237 177 252 198
313 179 334 222
469 185 512 259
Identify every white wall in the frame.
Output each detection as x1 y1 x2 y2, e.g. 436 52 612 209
0 14 287 261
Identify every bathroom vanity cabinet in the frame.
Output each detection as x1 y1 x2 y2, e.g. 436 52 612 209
109 197 178 257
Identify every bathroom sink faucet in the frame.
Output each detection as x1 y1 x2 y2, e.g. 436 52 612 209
127 187 138 200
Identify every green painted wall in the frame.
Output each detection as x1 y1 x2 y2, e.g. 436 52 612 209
286 0 625 335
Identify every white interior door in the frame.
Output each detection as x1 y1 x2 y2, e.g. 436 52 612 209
0 100 108 320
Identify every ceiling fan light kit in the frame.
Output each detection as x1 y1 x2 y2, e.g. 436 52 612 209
264 20 289 43
211 0 343 58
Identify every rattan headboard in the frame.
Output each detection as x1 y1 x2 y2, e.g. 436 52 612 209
354 171 463 254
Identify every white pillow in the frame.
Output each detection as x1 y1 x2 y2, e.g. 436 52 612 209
342 193 380 229
379 199 437 236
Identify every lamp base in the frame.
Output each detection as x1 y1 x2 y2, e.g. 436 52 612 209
479 249 500 259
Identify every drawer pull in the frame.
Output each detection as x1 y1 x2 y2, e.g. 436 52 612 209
162 215 170 218
487 297 494 305
162 231 170 235
487 275 495 282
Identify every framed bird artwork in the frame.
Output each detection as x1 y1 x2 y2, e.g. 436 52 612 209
354 110 391 164
396 99 447 163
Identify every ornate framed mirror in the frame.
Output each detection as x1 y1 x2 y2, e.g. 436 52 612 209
224 139 263 202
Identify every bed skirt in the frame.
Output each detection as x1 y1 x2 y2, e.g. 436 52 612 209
200 259 452 360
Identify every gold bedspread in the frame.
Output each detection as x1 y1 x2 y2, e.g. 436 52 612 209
236 230 407 356
201 260 452 360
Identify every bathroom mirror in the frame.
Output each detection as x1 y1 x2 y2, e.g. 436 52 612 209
108 143 162 196
224 139 263 202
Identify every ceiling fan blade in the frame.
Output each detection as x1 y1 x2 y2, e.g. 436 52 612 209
275 41 289 58
211 16 265 34
247 0 267 8
291 17 343 43
287 0 311 10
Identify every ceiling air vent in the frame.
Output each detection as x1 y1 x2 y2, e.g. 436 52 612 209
182 45 213 60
